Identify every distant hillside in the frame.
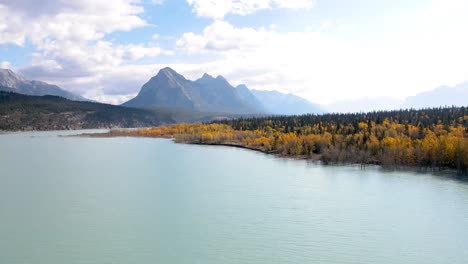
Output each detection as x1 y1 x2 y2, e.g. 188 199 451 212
251 89 323 115
322 81 468 113
123 68 264 114
403 82 468 109
325 97 403 113
0 69 87 101
0 91 174 131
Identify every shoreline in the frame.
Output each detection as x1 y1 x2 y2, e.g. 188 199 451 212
188 142 323 162
76 130 322 161
75 130 466 178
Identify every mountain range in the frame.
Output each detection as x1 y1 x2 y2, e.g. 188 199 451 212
1 67 467 119
251 89 323 115
402 82 468 109
122 67 325 115
324 97 404 113
0 89 258 130
123 67 466 115
0 67 325 131
0 69 87 101
324 82 468 113
123 67 264 114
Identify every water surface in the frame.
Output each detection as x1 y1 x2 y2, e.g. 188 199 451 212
1 131 467 264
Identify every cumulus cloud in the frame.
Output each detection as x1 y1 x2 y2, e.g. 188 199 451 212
186 0 314 19
0 0 147 46
1 0 84 17
21 41 170 78
2 0 467 105
0 60 10 68
16 39 172 101
51 64 165 104
0 0 171 101
177 20 268 53
176 21 355 96
151 0 165 4
175 11 468 104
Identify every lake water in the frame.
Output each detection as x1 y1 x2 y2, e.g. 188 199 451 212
1 130 468 264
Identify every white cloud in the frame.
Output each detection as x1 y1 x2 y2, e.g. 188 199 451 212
186 0 314 19
22 40 170 76
0 60 10 68
0 0 148 46
151 0 165 4
0 0 171 101
17 40 172 101
275 0 314 9
177 20 268 53
0 61 11 69
175 21 358 100
2 0 467 106
175 9 468 104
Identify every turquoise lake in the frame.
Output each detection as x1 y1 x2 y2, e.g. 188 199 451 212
1 130 468 264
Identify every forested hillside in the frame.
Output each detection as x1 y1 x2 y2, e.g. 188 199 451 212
0 91 174 130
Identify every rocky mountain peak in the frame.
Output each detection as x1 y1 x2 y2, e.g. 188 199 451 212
201 73 214 79
0 68 87 101
0 68 26 88
236 84 248 90
150 67 188 88
196 73 216 84
216 75 227 82
159 67 177 75
157 67 183 79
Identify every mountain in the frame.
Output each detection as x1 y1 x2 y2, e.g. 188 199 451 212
0 90 174 131
251 89 323 115
325 97 403 113
0 69 87 101
194 74 263 113
402 82 468 109
123 67 198 109
235 84 267 112
123 68 264 114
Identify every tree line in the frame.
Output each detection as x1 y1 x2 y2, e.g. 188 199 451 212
128 107 468 175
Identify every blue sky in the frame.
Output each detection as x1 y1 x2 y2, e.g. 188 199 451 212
0 0 467 104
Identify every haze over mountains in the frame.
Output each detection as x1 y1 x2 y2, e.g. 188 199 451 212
0 69 87 101
402 82 468 109
122 67 325 115
251 89 323 115
324 97 404 113
122 67 468 114
1 67 467 118
324 82 468 113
